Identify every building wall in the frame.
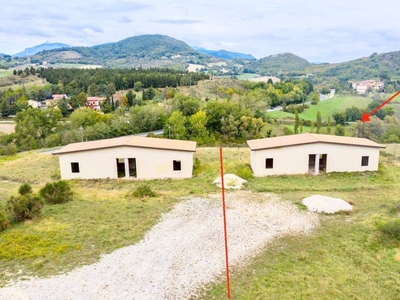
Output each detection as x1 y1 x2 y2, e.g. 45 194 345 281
58 146 194 180
250 142 380 176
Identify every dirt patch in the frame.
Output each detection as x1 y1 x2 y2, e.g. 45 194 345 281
249 76 280 83
0 191 319 300
0 123 15 134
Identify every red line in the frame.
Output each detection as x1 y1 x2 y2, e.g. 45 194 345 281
369 90 400 116
219 147 231 299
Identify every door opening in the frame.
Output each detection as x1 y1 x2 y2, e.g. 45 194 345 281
308 154 316 173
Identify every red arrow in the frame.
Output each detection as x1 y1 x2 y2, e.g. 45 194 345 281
361 90 400 122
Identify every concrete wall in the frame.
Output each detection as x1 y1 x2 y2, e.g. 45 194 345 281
250 142 380 176
58 146 194 180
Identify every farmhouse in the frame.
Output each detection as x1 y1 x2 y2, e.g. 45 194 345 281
54 136 196 180
247 133 385 176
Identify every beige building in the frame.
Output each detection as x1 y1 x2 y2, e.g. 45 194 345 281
54 136 196 180
247 133 385 176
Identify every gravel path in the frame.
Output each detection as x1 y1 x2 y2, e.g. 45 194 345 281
0 191 319 300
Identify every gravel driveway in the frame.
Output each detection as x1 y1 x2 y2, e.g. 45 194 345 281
0 191 319 300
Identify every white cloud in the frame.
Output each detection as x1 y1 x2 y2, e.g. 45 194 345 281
0 0 400 62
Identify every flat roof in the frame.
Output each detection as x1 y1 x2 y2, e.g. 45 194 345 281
247 133 385 150
54 135 197 155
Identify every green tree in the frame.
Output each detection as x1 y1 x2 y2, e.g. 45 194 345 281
14 108 62 150
101 96 113 114
126 90 135 107
87 83 98 96
311 93 320 105
345 106 362 122
166 111 186 139
221 115 239 141
0 99 10 118
332 112 347 125
316 111 322 133
334 124 345 136
294 109 300 134
129 105 166 133
134 81 144 92
57 98 71 117
69 92 87 109
188 110 212 144
327 115 332 134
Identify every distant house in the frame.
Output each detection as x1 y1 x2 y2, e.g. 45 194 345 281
350 80 384 94
86 97 105 110
54 135 196 180
46 94 70 108
28 99 42 108
247 133 385 176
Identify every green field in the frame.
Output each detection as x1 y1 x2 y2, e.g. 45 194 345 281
300 96 372 121
267 96 373 122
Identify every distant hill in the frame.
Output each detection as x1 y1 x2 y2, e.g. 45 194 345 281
307 51 400 81
14 42 70 57
31 35 213 68
245 53 312 75
192 46 255 60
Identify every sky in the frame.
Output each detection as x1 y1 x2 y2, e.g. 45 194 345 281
1 0 400 63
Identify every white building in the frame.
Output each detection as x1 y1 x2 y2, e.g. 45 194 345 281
247 133 385 176
54 136 196 180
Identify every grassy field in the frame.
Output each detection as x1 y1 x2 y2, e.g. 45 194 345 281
1 147 400 299
0 70 11 78
267 95 373 122
300 96 372 121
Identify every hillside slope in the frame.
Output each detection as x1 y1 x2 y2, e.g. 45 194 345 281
14 42 70 57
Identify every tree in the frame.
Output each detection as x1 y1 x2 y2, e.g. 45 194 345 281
134 81 143 92
316 111 322 133
166 111 186 139
126 90 135 107
332 112 347 125
87 83 98 96
311 93 320 105
0 99 10 118
101 96 113 114
57 98 71 117
221 115 239 141
69 92 87 109
188 110 212 144
294 109 300 134
345 106 362 122
327 115 332 134
129 105 166 133
334 124 345 136
14 108 62 150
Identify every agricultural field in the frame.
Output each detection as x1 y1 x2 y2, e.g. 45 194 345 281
0 147 400 299
267 95 373 122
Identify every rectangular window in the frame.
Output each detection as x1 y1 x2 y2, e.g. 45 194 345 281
71 162 80 173
265 158 274 169
361 156 369 166
173 160 181 171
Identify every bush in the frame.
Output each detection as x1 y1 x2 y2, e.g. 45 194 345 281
235 164 253 180
7 194 44 221
0 209 9 231
18 183 32 195
39 180 73 204
129 184 157 198
377 219 400 240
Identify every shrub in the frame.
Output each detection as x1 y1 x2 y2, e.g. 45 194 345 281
0 209 9 231
235 164 253 180
377 219 400 240
39 180 73 204
129 184 157 198
18 183 32 195
7 194 44 221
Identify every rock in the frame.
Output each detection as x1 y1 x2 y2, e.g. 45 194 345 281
302 195 353 214
213 174 247 189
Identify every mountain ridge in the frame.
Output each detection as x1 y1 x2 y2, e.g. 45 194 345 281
14 42 70 57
